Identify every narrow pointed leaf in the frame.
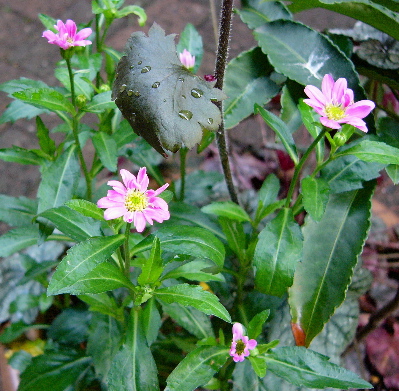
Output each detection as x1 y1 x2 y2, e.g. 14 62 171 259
155 284 231 322
141 297 162 346
47 235 124 295
92 132 118 172
0 146 44 165
202 201 251 222
255 104 298 165
301 176 330 221
65 199 105 221
0 195 37 227
165 346 229 391
0 226 39 257
289 181 374 346
138 237 163 285
254 208 303 297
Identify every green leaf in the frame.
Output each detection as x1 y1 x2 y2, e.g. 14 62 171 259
165 346 229 391
133 225 225 270
79 293 123 321
218 217 247 262
254 20 367 101
47 235 125 295
141 297 162 346
138 237 163 285
0 226 39 257
176 23 203 73
13 88 75 113
301 176 330 221
162 260 225 282
92 131 118 172
248 356 267 378
288 0 399 42
39 206 102 241
87 313 123 379
386 164 399 184
106 309 160 391
162 302 215 339
265 346 372 389
255 173 281 223
83 91 116 113
238 0 292 29
65 199 105 221
289 181 374 346
112 23 226 155
337 139 399 165
0 77 49 94
36 116 56 156
232 359 266 391
255 104 298 165
18 350 91 391
0 146 45 165
37 145 80 213
115 5 147 26
0 100 47 124
61 262 135 294
0 321 49 344
155 283 231 322
224 47 280 129
0 195 37 227
254 208 303 297
202 201 251 222
247 309 270 340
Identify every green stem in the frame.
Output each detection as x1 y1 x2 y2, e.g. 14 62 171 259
284 128 329 208
66 57 92 200
214 0 239 204
124 222 132 278
179 147 188 201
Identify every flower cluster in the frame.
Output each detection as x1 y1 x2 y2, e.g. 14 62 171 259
304 74 375 133
97 168 170 233
179 49 195 70
42 19 92 50
229 323 257 362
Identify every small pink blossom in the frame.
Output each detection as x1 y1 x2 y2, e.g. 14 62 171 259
97 168 170 233
229 323 257 362
42 19 92 50
304 74 375 133
179 49 195 70
204 74 216 82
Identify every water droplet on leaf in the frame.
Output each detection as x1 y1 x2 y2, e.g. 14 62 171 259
178 110 193 120
127 90 133 96
138 61 142 65
152 82 160 88
191 88 203 98
207 118 213 124
141 66 151 73
178 77 184 82
119 84 127 93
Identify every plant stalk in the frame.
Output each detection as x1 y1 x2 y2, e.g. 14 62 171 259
124 222 132 278
214 0 239 204
179 147 188 201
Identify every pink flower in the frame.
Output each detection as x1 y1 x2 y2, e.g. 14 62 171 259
229 323 257 362
42 19 92 50
304 74 375 133
97 168 170 233
179 49 195 70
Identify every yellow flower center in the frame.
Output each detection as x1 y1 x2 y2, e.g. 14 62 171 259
235 340 245 355
124 189 148 212
325 104 346 121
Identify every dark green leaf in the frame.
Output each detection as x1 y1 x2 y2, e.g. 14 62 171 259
232 359 266 391
115 5 147 25
0 321 48 344
138 237 163 285
0 146 45 165
0 195 37 227
142 297 162 346
0 77 49 95
162 302 215 339
47 235 125 295
301 176 330 221
37 145 80 213
18 350 91 391
36 116 56 156
112 23 225 155
238 0 292 29
248 309 270 340
0 226 39 257
92 131 118 172
248 356 267 378
0 100 47 124
13 88 75 113
162 260 225 282
386 164 399 184
254 208 303 296
289 181 375 346
155 283 231 322
165 346 229 391
83 91 116 113
79 293 123 321
218 217 247 262
255 173 281 223
224 47 280 129
265 346 372 389
106 309 160 391
39 206 102 241
255 104 298 165
202 201 251 222
176 23 203 73
133 225 225 270
87 313 123 379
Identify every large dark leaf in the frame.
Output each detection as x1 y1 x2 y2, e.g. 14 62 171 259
113 23 225 156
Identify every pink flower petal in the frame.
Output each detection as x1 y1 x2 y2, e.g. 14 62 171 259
321 74 334 101
232 323 244 340
304 85 327 107
134 211 147 232
74 28 92 41
103 206 126 220
65 19 77 38
320 117 342 130
136 167 149 192
342 117 368 132
97 197 122 208
247 339 258 349
150 197 169 210
152 183 169 196
345 100 375 118
120 169 138 189
331 78 347 104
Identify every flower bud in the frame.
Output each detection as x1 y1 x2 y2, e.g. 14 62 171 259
333 132 347 147
76 94 88 109
99 84 111 93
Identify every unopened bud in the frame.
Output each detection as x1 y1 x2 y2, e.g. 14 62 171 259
99 84 111 93
76 94 87 109
333 132 347 147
